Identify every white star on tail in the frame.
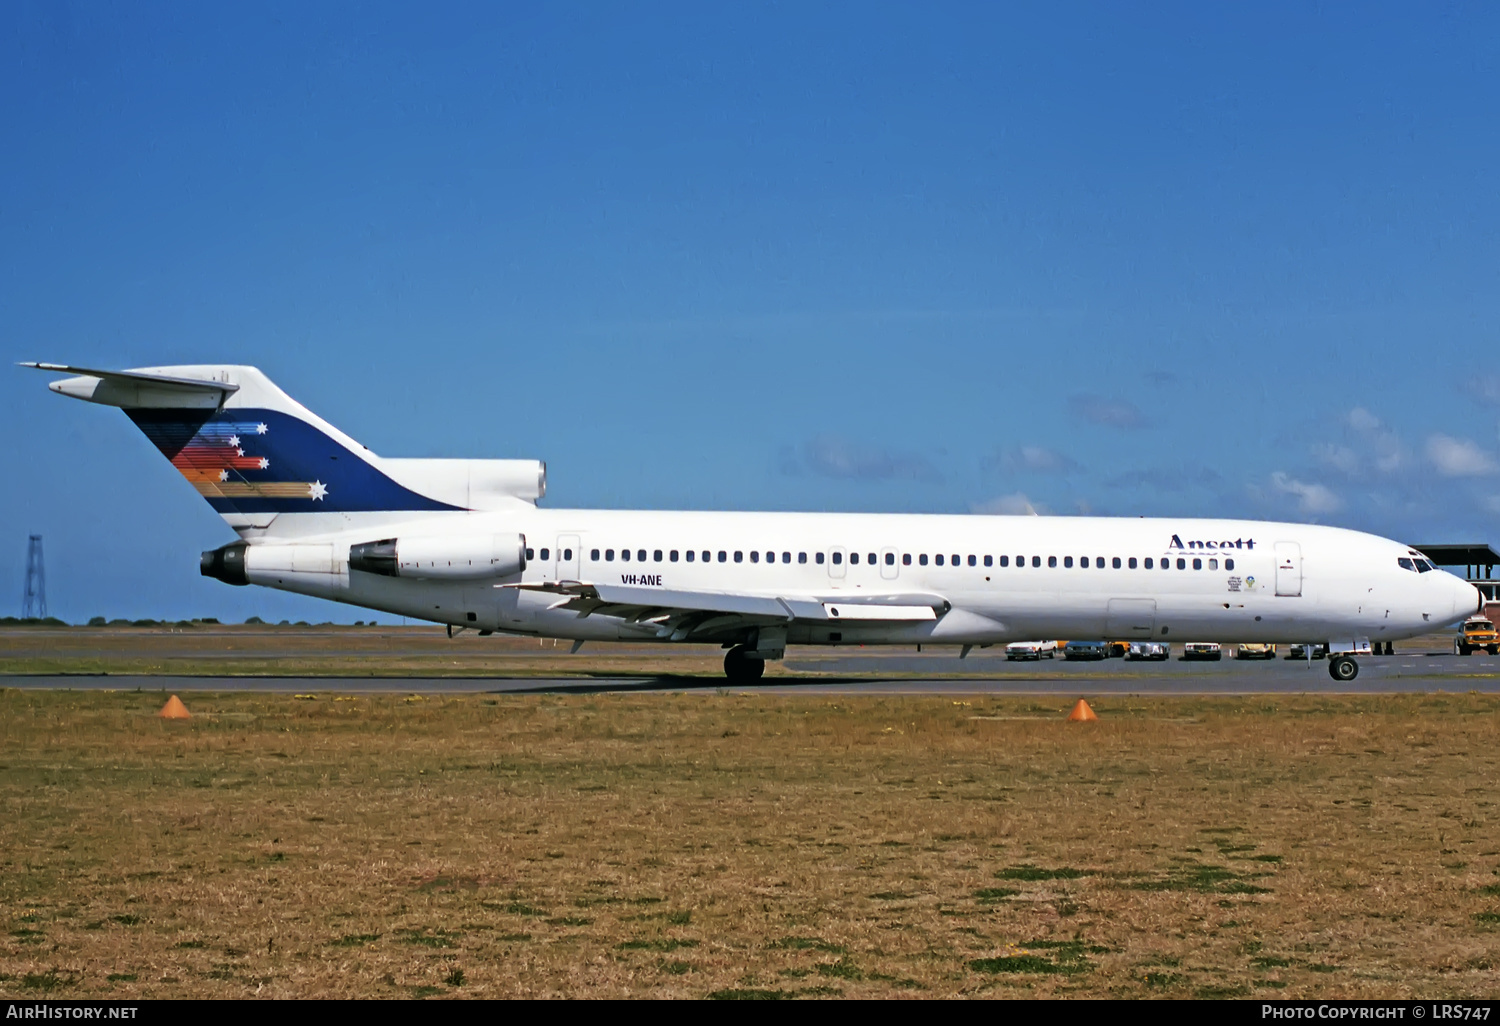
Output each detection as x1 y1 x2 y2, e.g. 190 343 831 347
228 435 240 447
219 469 229 482
259 458 269 469
256 423 268 434
308 480 328 501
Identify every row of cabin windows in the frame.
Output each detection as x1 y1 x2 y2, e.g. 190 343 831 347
549 547 1236 572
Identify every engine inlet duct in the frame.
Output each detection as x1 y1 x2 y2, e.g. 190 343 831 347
200 541 249 586
349 534 527 580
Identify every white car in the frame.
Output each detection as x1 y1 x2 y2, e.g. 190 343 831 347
1182 642 1222 661
1126 641 1169 661
1005 640 1058 660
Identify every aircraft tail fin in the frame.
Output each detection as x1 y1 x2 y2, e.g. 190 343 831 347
25 363 543 535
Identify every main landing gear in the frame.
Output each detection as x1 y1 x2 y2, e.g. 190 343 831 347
1328 654 1359 682
724 645 765 683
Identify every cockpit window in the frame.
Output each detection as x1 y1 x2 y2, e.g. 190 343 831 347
1417 559 1434 572
1398 557 1415 571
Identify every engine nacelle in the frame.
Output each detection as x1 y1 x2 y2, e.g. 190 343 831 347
348 533 527 580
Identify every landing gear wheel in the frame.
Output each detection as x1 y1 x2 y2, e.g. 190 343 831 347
723 645 765 683
1328 655 1359 682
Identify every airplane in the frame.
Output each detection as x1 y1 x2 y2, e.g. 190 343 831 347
24 362 1482 683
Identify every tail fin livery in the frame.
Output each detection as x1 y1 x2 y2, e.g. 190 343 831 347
25 363 545 532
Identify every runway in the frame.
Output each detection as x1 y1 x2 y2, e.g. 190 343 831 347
6 650 1500 693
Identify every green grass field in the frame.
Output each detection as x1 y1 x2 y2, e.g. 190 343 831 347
1 687 1497 998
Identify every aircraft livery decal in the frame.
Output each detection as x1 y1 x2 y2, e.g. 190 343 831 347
125 408 463 514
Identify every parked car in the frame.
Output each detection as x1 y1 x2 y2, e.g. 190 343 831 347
1286 643 1328 660
1125 641 1169 661
1455 619 1500 656
1005 640 1058 661
1235 643 1277 659
1182 642 1222 661
1107 641 1131 658
1063 640 1110 660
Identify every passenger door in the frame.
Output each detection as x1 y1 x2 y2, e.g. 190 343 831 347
828 546 846 581
880 547 899 581
1275 542 1302 597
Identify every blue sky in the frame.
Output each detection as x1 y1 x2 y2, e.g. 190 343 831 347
4 2 1500 622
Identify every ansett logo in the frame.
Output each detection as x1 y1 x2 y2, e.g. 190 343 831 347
1169 535 1256 551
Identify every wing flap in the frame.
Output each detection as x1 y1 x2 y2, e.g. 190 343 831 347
509 581 945 625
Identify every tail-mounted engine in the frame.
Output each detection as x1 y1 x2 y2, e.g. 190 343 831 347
349 533 527 580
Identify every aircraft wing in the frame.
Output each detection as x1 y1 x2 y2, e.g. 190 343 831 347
504 581 946 641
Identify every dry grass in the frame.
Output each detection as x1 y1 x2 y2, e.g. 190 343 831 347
1 688 1497 999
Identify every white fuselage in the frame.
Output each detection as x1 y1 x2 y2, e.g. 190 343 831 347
237 509 1479 649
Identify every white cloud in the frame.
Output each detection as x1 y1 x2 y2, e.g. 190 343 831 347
1269 472 1342 515
1346 407 1382 433
971 493 1046 516
1311 443 1360 476
995 445 1079 473
790 435 943 483
1068 394 1148 430
1425 434 1497 477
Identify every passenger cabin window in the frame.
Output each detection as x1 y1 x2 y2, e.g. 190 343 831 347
783 552 791 563
685 550 694 562
1208 558 1218 570
564 549 573 560
869 553 877 565
816 552 825 564
654 550 662 562
734 551 743 563
526 548 535 560
832 552 843 565
1000 556 1009 567
670 550 678 562
902 553 912 566
1192 558 1202 570
591 549 600 561
1112 557 1121 568
1032 556 1041 567
850 553 860 565
1144 557 1153 569
750 551 759 563
920 554 928 566
540 548 549 560
1176 558 1186 569
1064 556 1074 568
935 555 944 566
621 549 630 562
952 554 960 565
799 552 807 564
886 552 896 565
984 555 993 567
718 551 727 563
1048 556 1057 568
703 551 712 562
1225 558 1235 570
637 549 646 562
606 549 615 561
968 555 976 566
1128 557 1137 569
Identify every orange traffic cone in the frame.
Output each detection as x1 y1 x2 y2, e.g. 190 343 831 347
1067 699 1097 722
158 695 191 719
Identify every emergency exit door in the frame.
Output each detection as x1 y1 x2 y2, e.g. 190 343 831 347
1275 541 1302 597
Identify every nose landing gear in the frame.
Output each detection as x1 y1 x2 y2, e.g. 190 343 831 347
1328 654 1359 682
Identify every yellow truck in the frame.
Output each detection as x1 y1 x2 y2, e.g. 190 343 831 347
1455 618 1499 656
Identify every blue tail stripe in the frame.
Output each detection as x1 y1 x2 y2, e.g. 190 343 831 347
126 407 463 514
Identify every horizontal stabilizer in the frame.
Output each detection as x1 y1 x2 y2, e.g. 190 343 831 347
21 362 238 409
